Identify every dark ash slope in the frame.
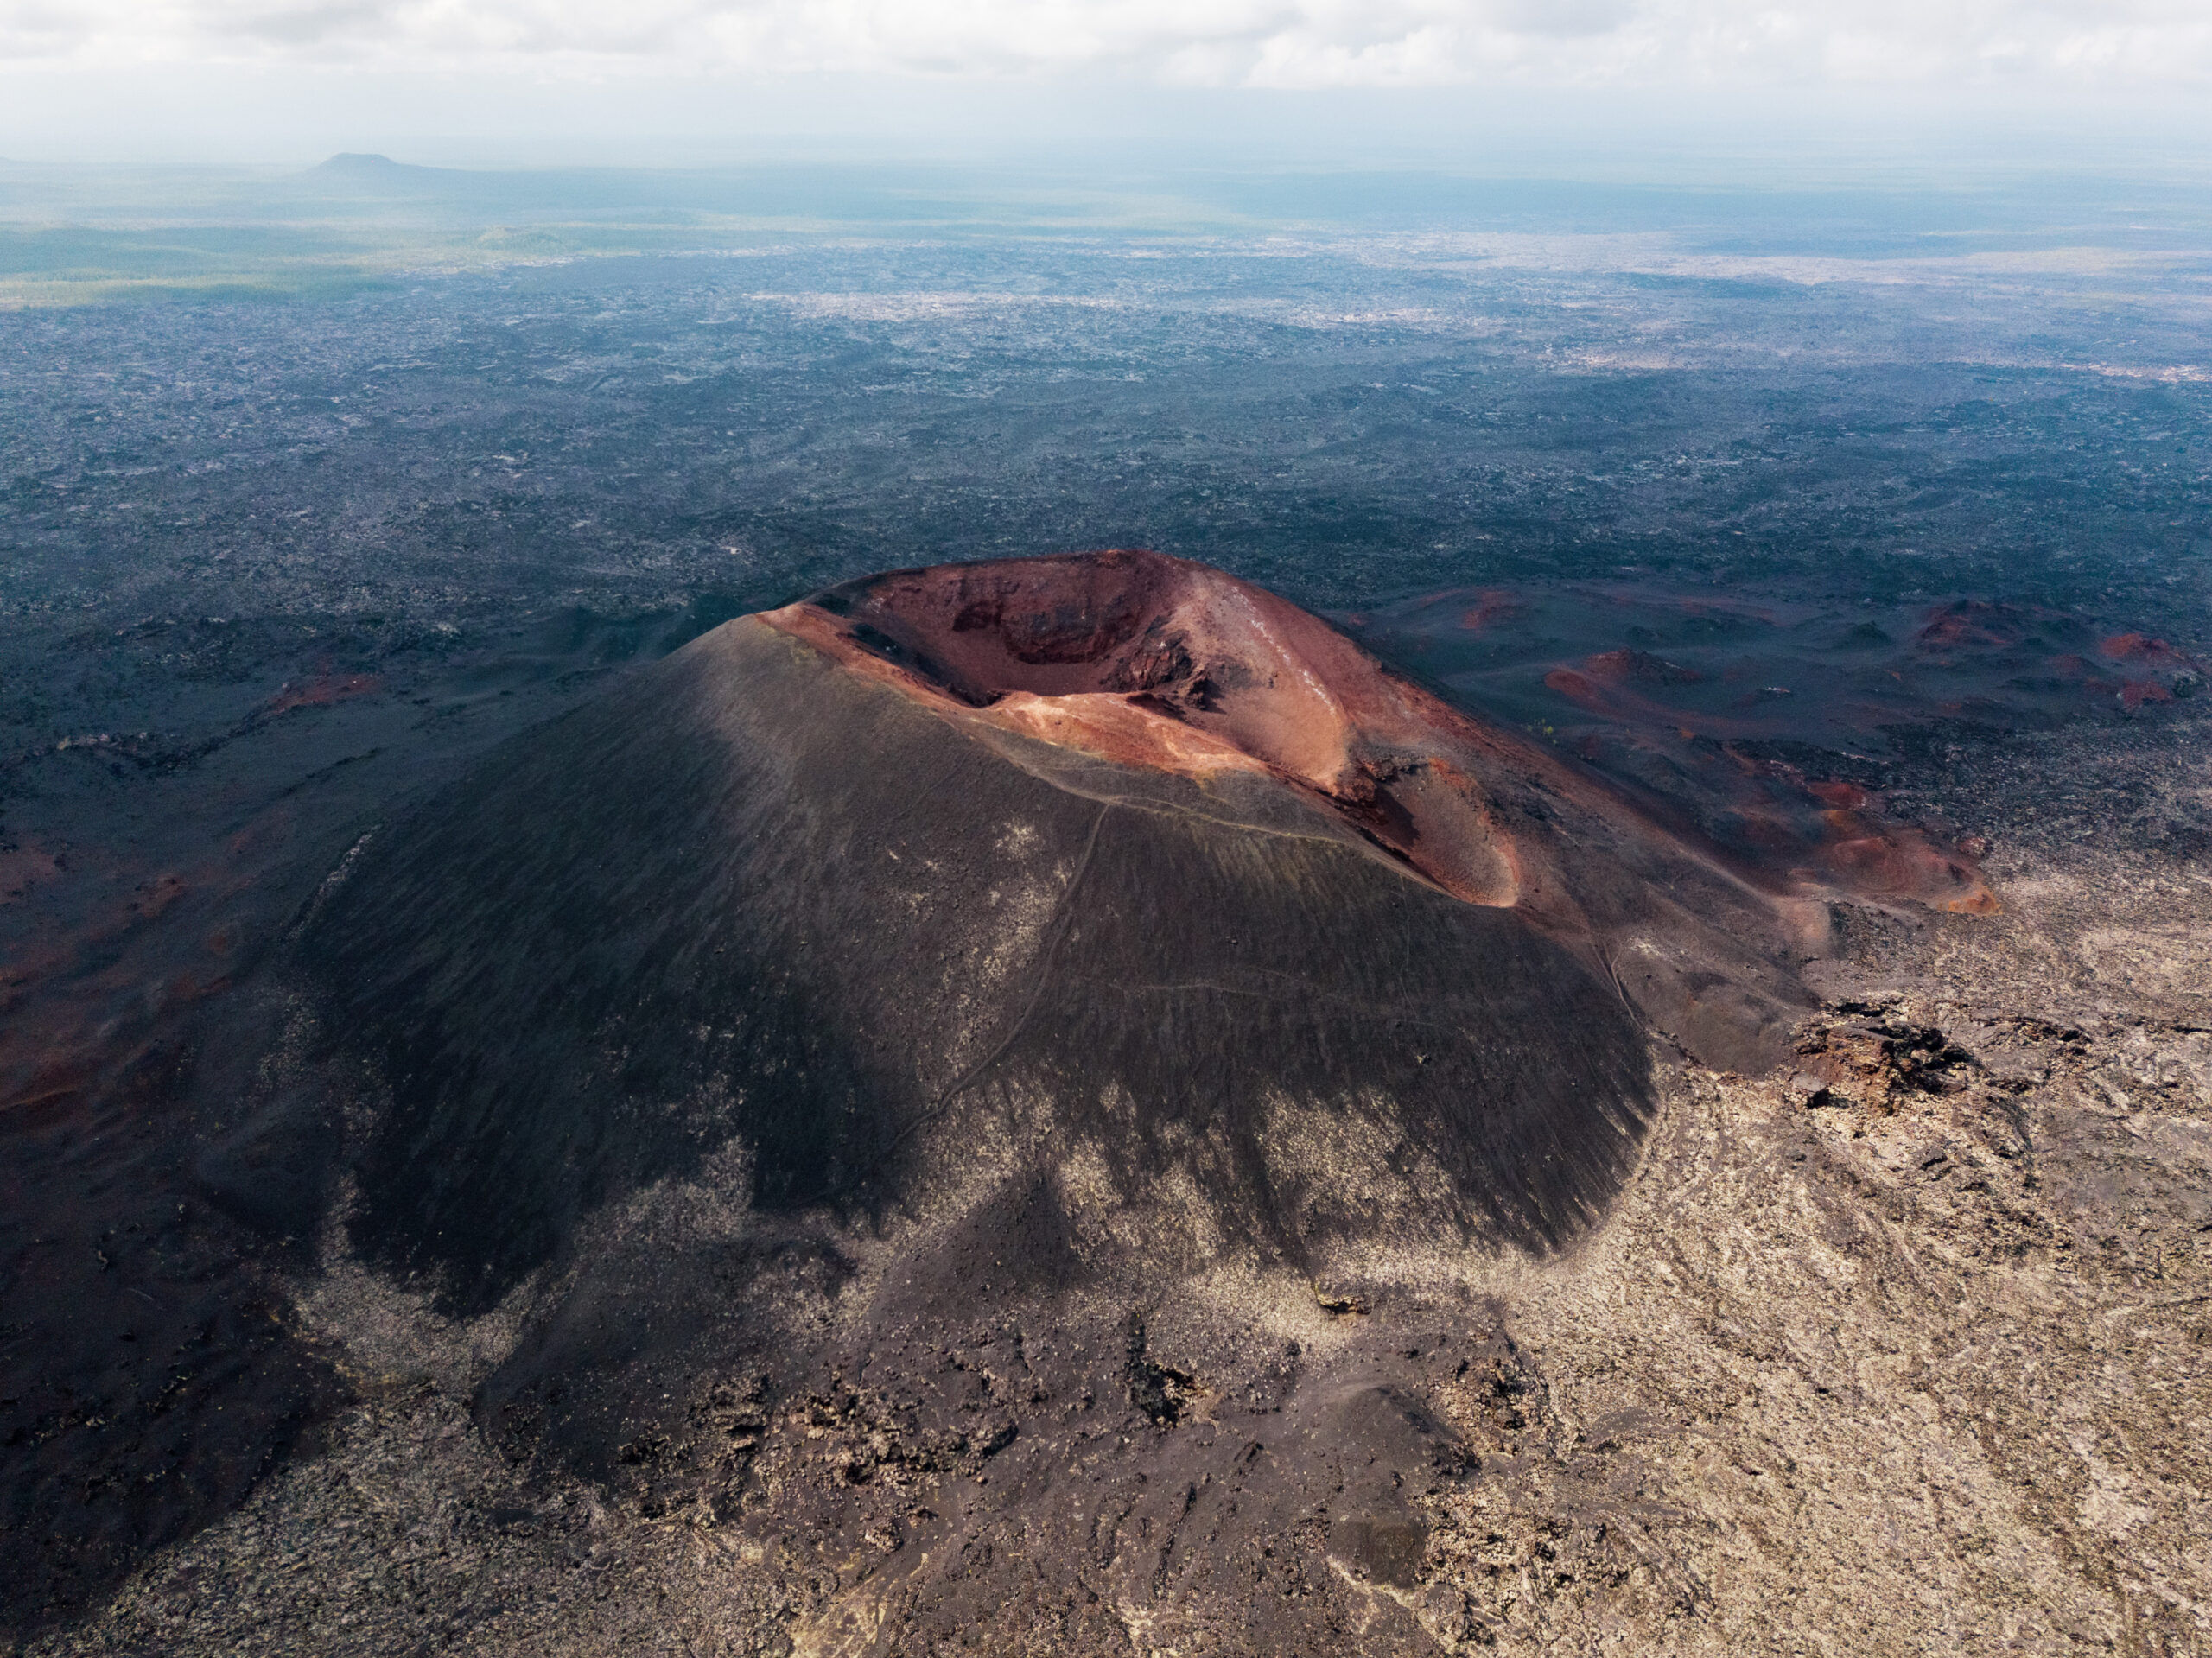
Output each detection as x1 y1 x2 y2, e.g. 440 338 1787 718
305 612 1656 1316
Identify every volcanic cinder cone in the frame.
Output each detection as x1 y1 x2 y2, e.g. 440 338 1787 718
295 550 1822 1305
217 550 1852 1648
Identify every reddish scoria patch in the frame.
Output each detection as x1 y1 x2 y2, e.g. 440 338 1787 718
1459 589 1529 630
2120 681 2175 711
2044 654 2115 687
1542 668 1608 714
2099 632 2190 667
265 670 384 716
1806 780 1869 810
1916 600 2034 651
1821 814 2000 914
1584 649 1703 686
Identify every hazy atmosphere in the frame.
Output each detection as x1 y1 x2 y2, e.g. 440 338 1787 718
3 0 2210 164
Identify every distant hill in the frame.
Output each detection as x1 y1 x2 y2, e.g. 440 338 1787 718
308 152 423 175
301 152 453 192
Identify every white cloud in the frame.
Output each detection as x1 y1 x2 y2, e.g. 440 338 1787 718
3 0 2208 88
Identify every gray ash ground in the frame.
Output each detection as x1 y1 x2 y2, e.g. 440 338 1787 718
3 185 2211 1655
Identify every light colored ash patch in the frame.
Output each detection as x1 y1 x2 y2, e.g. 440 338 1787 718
1390 717 2212 1655
23 1384 793 1658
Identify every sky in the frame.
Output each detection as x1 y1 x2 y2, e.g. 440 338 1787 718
0 0 2207 165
